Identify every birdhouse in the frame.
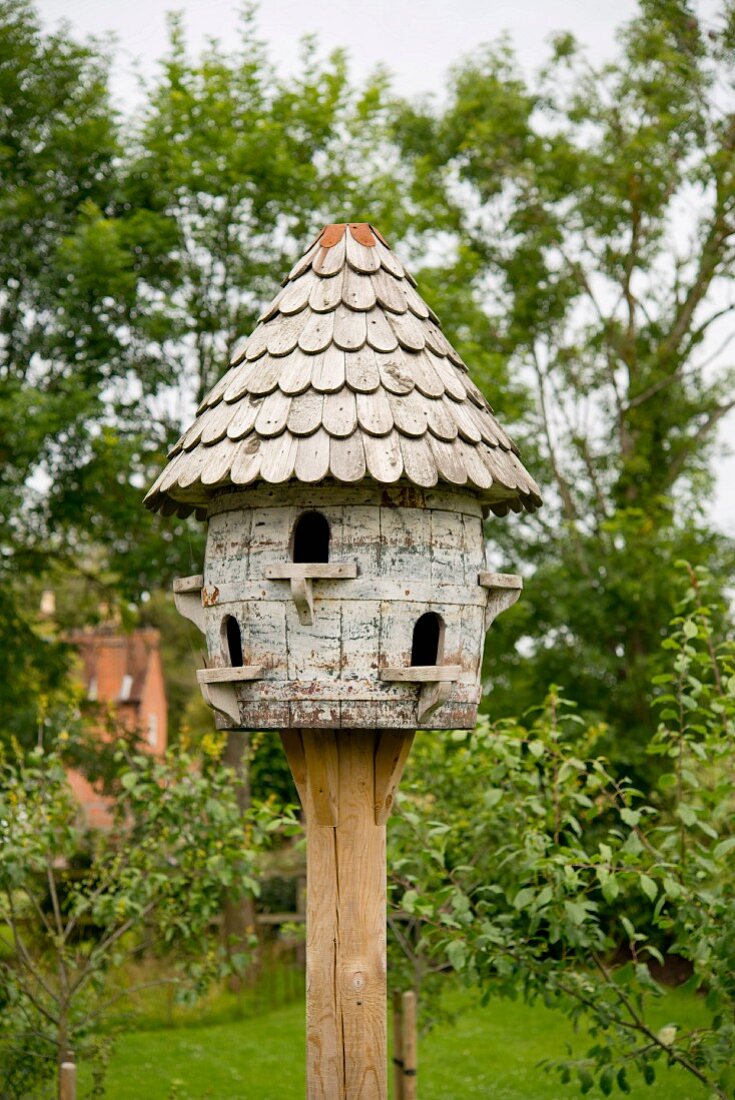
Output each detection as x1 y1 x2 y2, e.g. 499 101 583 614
145 223 541 732
146 221 542 1098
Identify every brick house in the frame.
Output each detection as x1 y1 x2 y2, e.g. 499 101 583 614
66 626 168 828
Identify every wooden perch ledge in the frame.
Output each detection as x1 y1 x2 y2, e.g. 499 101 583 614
264 563 358 580
379 665 463 683
265 562 358 625
478 571 522 590
196 666 264 684
173 574 204 593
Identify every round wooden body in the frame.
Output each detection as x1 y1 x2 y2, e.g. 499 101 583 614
195 482 494 730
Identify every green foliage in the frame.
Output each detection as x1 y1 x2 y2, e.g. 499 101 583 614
0 0 432 748
394 1 735 767
3 0 733 768
0 729 290 1093
390 566 735 1097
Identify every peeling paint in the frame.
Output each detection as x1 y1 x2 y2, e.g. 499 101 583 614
188 483 519 731
202 585 220 606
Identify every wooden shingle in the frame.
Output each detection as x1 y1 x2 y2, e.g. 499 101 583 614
145 223 542 517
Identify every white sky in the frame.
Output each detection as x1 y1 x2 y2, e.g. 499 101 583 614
42 1 645 102
37 0 735 530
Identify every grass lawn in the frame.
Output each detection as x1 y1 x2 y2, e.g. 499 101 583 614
85 986 711 1099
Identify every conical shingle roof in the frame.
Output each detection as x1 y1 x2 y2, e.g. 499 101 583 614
145 223 541 518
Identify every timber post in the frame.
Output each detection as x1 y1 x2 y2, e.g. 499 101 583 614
305 731 388 1096
59 1062 76 1100
147 221 541 1096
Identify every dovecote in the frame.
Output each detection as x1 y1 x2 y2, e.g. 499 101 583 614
147 222 540 733
146 221 542 1098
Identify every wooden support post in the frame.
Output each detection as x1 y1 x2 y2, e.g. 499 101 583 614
282 729 414 1099
60 1061 76 1100
304 730 386 1098
392 990 404 1100
401 991 417 1100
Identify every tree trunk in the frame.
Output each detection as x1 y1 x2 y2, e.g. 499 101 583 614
57 1014 72 1100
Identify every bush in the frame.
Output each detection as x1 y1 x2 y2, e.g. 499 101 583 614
0 731 285 1094
390 565 735 1097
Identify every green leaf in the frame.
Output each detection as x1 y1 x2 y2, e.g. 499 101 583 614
620 916 636 941
578 1068 594 1094
446 939 468 971
617 1067 631 1093
676 805 697 827
639 875 657 902
513 887 536 911
600 1066 614 1096
602 876 620 904
564 900 587 926
402 890 418 914
535 885 553 908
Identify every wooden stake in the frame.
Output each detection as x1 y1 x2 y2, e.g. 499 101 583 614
301 730 388 1099
60 1062 76 1100
392 990 404 1100
401 991 417 1100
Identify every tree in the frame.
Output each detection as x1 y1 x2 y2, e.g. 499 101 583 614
390 565 735 1097
0 0 120 743
395 0 735 768
0 1 430 751
0 729 281 1098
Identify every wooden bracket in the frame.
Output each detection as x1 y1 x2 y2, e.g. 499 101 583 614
196 666 263 726
374 730 415 824
291 575 314 625
417 681 452 724
265 562 358 626
380 665 462 726
173 574 205 633
279 730 307 806
281 727 416 826
478 571 523 631
302 730 339 826
198 682 240 725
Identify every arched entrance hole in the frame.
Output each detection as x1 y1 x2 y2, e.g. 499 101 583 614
411 612 444 666
292 512 330 563
222 615 244 667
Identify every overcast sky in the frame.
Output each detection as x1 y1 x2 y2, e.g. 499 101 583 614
39 0 649 103
36 1 734 528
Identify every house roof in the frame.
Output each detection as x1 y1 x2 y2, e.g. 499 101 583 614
144 223 542 518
